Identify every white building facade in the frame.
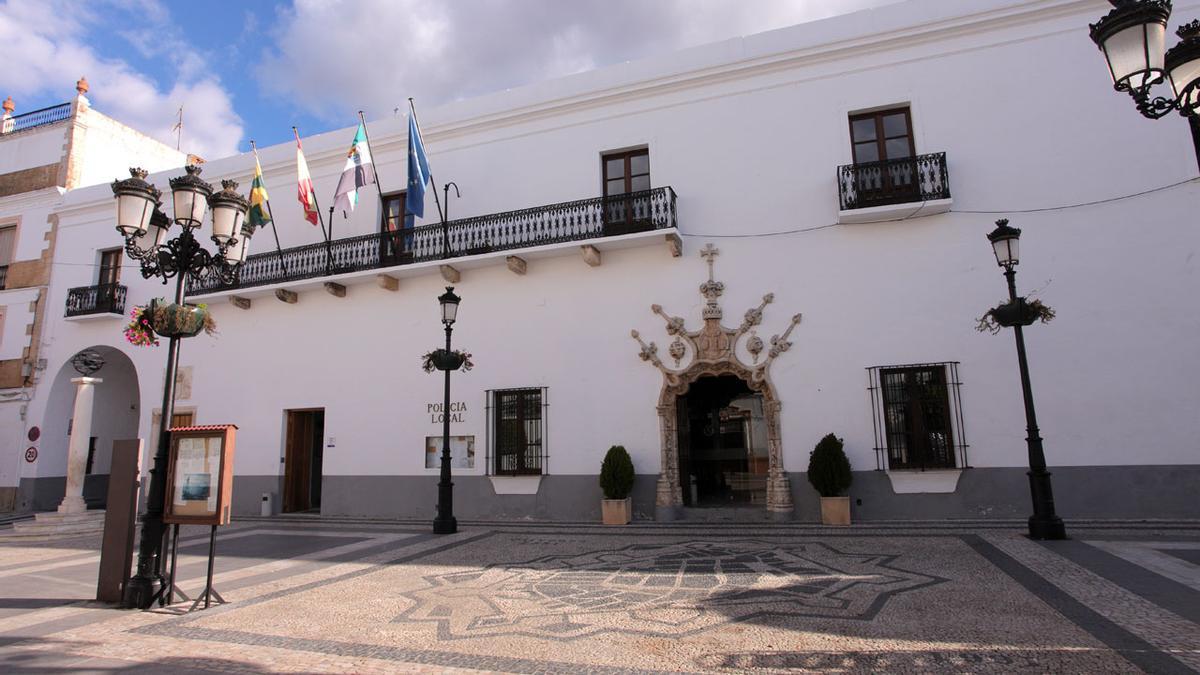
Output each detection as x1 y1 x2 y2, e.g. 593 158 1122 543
0 80 185 512
17 0 1200 521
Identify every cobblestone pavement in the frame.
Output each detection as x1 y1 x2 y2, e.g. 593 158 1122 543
0 518 1197 673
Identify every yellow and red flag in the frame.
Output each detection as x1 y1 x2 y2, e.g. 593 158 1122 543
294 130 319 225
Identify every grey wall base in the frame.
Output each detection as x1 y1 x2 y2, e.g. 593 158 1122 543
790 465 1200 522
227 465 1199 522
18 475 110 513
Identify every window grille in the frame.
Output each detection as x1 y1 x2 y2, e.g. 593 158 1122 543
867 362 968 471
486 387 548 476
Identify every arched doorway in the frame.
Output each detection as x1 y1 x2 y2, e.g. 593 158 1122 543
677 374 768 507
36 346 140 511
631 244 801 520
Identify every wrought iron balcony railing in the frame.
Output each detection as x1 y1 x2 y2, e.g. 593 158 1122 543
65 283 127 317
192 186 677 294
837 152 950 211
1 103 72 136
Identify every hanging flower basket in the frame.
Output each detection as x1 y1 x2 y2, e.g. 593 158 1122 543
976 298 1055 334
422 349 474 372
149 300 218 339
123 306 159 347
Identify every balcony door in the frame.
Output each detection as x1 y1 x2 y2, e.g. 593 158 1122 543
849 108 917 207
602 149 652 236
96 249 122 313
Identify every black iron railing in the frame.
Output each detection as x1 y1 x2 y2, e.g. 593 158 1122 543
1 103 72 136
192 186 677 294
0 265 7 291
65 283 127 317
838 152 950 211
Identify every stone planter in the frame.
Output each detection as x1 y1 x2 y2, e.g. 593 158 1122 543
601 497 631 525
820 496 851 526
151 302 209 338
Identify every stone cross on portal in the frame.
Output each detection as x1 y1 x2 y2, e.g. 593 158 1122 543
700 243 719 281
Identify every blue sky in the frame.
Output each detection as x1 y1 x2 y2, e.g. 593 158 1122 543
1 0 897 160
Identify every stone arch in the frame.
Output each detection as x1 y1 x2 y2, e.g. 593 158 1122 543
654 357 791 519
36 346 140 510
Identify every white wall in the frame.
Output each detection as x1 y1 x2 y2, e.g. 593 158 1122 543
29 0 1200 485
0 125 66 175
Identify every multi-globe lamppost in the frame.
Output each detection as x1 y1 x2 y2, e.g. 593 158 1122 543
111 165 254 608
1089 1 1200 169
433 287 462 535
986 220 1067 541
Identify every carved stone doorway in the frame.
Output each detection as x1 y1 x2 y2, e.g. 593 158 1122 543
631 244 799 520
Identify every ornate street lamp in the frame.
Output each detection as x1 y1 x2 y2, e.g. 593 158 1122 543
1090 1 1200 168
985 219 1067 541
111 166 253 609
433 286 461 535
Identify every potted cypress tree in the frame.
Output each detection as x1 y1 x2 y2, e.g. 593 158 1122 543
599 445 635 525
807 433 853 525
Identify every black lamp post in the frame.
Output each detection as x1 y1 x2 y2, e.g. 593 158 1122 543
986 220 1067 541
433 286 461 535
1089 1 1200 169
111 166 253 608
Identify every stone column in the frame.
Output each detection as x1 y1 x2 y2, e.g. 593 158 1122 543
58 376 102 514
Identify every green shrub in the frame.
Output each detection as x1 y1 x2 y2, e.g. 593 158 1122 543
807 433 852 497
599 445 635 499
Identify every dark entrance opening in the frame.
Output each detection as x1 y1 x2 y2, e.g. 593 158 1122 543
283 409 324 513
676 375 768 507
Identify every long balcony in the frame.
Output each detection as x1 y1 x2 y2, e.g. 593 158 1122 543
65 283 127 319
836 152 952 224
1 102 72 136
192 186 679 296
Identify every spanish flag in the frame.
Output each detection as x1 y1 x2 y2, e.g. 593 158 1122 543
248 153 271 228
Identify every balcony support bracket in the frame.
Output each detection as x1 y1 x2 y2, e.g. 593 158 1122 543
323 282 346 298
440 265 461 283
665 233 682 258
376 274 399 291
274 289 298 304
228 296 251 310
506 256 527 276
581 245 602 267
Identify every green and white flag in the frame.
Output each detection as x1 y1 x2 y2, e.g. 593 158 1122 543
333 122 376 214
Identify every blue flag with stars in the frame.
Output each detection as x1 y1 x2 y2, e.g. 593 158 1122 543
406 113 431 219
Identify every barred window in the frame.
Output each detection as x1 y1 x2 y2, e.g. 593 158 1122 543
488 388 547 476
867 363 968 471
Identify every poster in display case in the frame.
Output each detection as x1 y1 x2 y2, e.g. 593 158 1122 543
164 425 237 525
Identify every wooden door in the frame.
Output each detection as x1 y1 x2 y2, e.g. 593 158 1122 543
284 410 324 512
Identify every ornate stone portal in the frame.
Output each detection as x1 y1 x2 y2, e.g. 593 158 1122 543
631 244 801 519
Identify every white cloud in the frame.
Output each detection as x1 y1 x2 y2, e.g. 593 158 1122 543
258 0 900 123
0 0 243 159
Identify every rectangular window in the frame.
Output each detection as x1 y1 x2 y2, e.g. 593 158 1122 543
0 225 15 290
847 107 918 207
490 388 546 476
601 148 652 236
867 363 967 471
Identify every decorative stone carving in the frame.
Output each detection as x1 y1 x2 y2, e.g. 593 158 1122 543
631 244 801 519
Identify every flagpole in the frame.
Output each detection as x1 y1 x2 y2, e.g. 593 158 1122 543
408 98 449 258
251 140 289 277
